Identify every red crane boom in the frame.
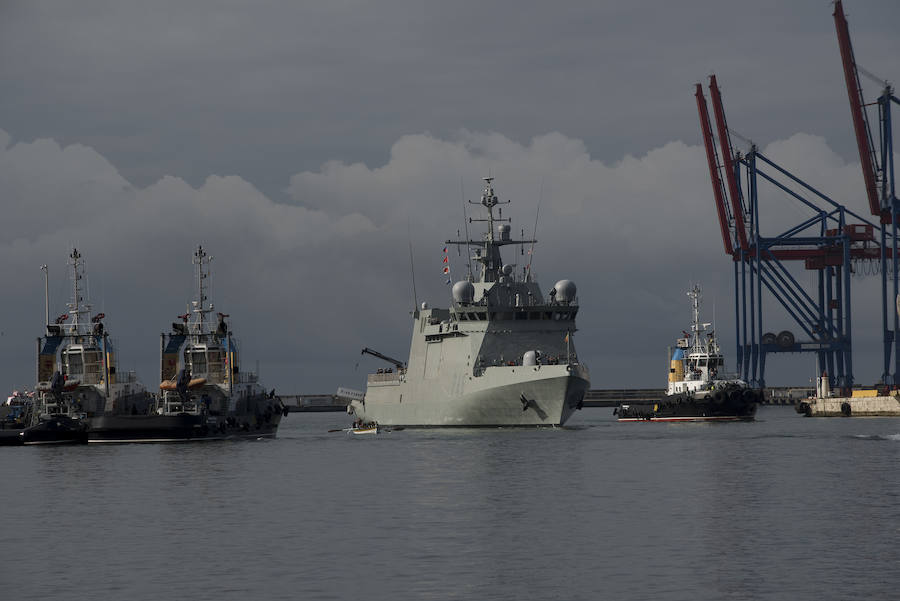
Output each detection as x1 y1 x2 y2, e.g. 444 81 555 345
833 0 884 222
709 75 750 251
695 83 734 256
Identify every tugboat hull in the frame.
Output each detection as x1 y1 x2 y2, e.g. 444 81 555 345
1 417 88 446
87 412 282 443
616 388 760 422
22 416 89 445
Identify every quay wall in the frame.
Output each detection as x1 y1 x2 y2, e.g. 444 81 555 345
802 395 900 417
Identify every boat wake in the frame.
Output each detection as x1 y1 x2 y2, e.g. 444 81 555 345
852 433 900 442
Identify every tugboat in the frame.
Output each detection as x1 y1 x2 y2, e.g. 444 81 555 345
28 249 150 444
17 248 154 445
88 245 286 442
616 285 760 422
348 177 590 427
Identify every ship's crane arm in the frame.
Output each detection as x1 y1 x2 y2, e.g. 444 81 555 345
361 347 406 370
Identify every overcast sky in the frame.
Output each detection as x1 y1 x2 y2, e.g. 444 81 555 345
2 0 899 394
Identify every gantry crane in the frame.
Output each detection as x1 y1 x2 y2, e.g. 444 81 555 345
834 0 900 384
696 76 887 391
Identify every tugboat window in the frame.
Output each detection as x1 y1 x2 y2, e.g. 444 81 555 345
67 351 84 375
189 350 207 375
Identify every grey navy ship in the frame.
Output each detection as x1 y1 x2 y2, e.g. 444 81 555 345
348 177 590 426
615 285 760 422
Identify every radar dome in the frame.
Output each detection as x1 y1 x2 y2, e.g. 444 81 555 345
498 224 511 241
502 264 513 276
522 350 538 366
553 280 577 303
452 281 475 304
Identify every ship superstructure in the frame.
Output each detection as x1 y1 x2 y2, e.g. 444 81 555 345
349 177 590 426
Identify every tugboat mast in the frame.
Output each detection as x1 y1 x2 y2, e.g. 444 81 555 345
66 248 93 335
191 245 214 335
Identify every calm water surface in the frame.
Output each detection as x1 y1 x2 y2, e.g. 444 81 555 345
2 406 899 600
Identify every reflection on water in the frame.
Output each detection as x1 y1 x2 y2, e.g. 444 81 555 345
3 407 900 600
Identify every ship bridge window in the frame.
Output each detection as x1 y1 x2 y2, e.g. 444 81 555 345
188 350 208 375
698 359 707 366
66 351 84 375
206 350 225 381
83 350 103 382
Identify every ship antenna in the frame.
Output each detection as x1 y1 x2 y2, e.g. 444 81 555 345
67 248 91 332
460 178 473 280
192 245 214 333
41 264 49 327
525 179 542 282
408 219 418 311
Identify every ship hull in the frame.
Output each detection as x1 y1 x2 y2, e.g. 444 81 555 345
616 389 759 423
86 412 282 443
0 416 90 446
23 416 90 444
350 365 589 427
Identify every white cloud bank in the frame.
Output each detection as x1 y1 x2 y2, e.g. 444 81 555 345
0 127 892 393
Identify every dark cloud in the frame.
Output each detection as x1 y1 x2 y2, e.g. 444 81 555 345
1 1 898 392
2 1 898 197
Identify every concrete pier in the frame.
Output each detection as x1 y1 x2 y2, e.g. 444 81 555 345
798 394 900 417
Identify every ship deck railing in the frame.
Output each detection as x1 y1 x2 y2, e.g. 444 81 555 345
367 372 404 385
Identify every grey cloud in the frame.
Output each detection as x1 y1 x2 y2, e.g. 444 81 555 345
2 1 897 199
1 0 899 392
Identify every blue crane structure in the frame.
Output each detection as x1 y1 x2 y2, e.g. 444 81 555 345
693 2 898 391
834 0 900 385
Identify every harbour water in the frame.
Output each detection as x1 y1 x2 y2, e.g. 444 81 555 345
2 406 899 600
